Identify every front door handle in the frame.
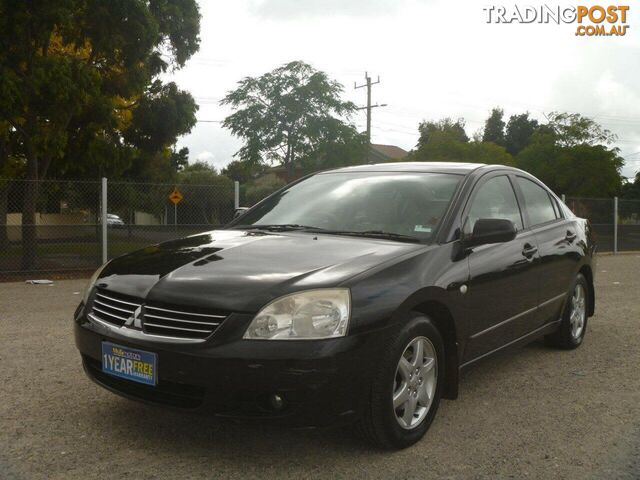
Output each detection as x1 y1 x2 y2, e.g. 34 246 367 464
522 243 538 258
565 230 577 243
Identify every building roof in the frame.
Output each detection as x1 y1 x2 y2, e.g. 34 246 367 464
369 144 409 162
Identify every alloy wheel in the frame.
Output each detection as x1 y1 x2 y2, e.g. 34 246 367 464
570 283 586 339
392 336 437 430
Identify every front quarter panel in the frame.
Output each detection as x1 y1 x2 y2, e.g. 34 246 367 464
345 243 470 339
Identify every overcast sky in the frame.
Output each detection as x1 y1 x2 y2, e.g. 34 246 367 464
166 0 640 178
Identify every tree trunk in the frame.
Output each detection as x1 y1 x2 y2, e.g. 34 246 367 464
285 161 293 183
285 141 293 183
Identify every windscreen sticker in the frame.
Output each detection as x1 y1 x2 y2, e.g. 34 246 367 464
414 225 432 233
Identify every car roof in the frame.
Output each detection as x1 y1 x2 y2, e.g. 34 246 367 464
323 162 489 175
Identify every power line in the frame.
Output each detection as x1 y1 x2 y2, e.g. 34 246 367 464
384 96 640 130
355 72 386 144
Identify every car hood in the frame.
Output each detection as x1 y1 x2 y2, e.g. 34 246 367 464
96 229 423 312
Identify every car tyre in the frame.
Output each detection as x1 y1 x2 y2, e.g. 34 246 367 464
355 312 445 449
545 273 589 349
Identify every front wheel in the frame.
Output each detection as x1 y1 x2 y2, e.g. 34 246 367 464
356 313 444 449
545 273 589 349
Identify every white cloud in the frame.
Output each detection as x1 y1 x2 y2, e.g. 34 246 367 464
248 0 430 18
195 150 215 162
191 142 238 172
167 0 640 179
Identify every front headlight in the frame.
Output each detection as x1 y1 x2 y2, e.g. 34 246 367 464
243 289 351 340
82 261 110 304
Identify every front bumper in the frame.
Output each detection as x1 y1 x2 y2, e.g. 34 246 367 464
74 306 392 428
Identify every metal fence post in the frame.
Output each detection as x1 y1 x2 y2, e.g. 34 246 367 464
101 177 108 264
234 181 240 210
613 196 618 254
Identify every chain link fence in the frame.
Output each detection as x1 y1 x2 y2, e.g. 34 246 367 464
0 179 102 279
616 198 640 251
0 178 238 280
565 197 640 253
106 181 236 265
1 178 640 280
565 197 616 252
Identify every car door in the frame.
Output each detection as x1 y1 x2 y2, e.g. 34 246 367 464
514 176 579 324
462 173 542 362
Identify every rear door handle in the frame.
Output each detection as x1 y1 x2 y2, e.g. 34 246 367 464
522 243 538 258
565 231 577 243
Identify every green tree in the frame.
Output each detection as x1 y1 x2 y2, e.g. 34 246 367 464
55 82 198 181
123 81 198 155
515 112 623 196
417 118 469 148
622 172 640 200
222 159 266 183
221 61 359 182
0 0 200 269
410 137 513 166
545 112 616 147
505 113 539 155
299 120 368 173
178 162 234 224
178 161 221 183
0 127 23 248
516 130 623 196
170 147 190 172
409 117 514 166
466 141 514 166
482 108 505 145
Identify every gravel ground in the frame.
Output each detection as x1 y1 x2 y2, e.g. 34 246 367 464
1 254 639 480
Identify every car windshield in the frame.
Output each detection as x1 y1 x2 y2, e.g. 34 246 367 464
232 171 463 242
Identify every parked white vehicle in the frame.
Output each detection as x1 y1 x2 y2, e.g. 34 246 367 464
105 214 125 227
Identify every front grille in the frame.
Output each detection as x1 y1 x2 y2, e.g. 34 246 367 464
91 290 142 327
89 288 228 341
143 303 226 340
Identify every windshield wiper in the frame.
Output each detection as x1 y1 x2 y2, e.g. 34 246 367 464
320 230 422 243
237 224 326 232
235 225 421 243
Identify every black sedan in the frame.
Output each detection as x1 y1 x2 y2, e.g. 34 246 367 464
74 162 596 449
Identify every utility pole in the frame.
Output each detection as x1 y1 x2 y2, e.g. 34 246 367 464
355 72 386 144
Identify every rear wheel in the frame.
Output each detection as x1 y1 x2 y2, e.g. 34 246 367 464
356 313 444 449
545 273 589 349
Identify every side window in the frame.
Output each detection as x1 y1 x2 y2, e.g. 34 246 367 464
549 194 563 219
517 177 557 227
467 176 523 231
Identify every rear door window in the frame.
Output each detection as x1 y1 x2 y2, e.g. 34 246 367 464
516 177 557 227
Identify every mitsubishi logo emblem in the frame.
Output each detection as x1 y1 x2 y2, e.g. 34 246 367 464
124 305 143 329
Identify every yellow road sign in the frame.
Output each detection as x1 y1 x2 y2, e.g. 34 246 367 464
169 188 183 205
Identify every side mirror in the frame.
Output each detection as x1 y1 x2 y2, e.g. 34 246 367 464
463 218 516 248
233 207 249 219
